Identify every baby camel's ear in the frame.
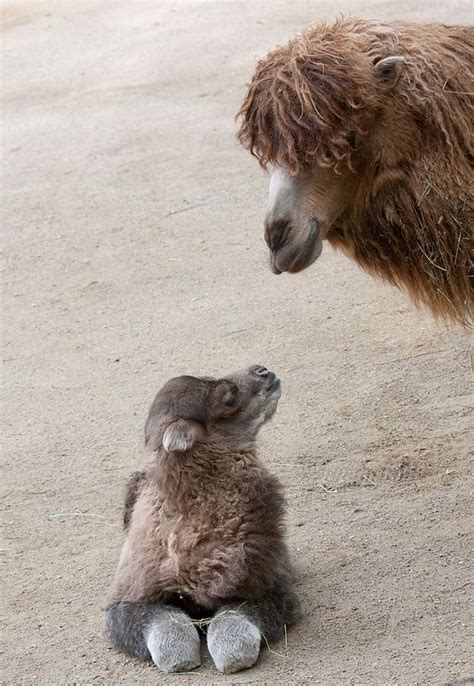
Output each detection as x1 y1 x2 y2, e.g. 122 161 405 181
162 419 202 453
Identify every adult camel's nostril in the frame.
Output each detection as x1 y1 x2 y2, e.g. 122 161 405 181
307 217 321 242
264 217 291 251
255 367 269 377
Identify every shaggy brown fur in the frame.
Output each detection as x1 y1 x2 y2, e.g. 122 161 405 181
238 18 473 325
109 445 290 608
106 367 299 673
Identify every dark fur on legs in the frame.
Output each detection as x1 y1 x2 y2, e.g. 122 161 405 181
240 578 301 643
105 601 201 672
105 577 299 671
105 601 161 661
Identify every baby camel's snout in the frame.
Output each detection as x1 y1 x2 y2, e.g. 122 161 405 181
251 365 280 390
229 365 280 394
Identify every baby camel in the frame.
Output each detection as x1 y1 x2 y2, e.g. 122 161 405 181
105 366 299 674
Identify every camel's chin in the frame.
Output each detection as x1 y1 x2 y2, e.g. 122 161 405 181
271 237 323 274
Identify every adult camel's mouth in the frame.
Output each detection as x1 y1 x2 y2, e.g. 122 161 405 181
269 218 323 274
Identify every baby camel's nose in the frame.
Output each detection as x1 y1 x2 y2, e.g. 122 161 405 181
255 366 269 377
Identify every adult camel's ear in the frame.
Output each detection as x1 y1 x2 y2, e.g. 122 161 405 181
374 56 404 88
162 419 202 453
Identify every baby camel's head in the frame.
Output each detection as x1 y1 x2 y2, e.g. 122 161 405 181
145 365 281 453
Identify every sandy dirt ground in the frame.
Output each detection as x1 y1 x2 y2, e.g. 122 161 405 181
2 1 473 684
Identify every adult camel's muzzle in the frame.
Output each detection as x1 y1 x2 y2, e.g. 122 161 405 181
267 218 323 274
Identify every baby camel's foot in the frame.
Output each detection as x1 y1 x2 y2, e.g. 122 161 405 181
207 612 261 673
146 610 201 673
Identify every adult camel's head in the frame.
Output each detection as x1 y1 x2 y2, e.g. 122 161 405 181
237 18 405 275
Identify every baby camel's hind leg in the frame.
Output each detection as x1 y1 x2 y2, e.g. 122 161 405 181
207 580 300 674
106 601 201 673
